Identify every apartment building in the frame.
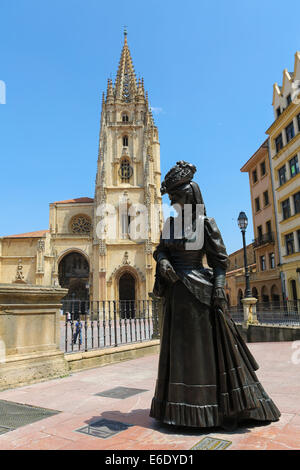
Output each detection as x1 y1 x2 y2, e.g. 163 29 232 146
266 52 300 301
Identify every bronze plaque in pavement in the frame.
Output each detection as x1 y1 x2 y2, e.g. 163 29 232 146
191 437 232 450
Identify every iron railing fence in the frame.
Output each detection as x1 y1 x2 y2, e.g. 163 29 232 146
227 305 244 323
255 300 300 325
61 298 300 353
227 300 300 325
253 232 274 247
60 299 159 353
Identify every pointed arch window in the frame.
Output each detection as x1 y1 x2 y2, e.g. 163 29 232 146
122 113 129 122
123 135 128 147
119 159 133 181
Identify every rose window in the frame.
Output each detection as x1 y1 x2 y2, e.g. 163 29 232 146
71 215 92 234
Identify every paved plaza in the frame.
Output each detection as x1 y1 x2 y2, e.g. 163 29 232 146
0 341 299 450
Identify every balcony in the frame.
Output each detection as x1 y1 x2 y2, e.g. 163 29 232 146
253 232 274 248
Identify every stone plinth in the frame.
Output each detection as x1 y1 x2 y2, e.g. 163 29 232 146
241 297 259 326
0 283 69 390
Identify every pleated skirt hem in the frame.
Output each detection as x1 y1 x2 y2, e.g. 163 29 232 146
150 397 221 428
150 394 280 428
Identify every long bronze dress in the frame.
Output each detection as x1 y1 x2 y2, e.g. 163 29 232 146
150 216 281 428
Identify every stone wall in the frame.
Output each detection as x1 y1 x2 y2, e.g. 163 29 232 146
65 340 160 373
236 323 300 342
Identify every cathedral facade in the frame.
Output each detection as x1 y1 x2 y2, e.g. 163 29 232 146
0 33 162 303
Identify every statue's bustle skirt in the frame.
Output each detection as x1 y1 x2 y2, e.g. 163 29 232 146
150 281 281 428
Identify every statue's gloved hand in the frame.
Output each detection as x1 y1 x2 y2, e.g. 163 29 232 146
212 267 227 310
213 287 227 311
159 259 179 283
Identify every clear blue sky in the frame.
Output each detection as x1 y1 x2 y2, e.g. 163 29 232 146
1 0 300 254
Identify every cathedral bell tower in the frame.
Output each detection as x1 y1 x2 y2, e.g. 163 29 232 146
92 31 162 302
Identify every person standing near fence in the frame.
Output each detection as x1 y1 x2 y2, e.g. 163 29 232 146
73 319 82 346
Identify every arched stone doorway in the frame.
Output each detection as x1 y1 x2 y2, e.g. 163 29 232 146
58 252 89 300
237 289 243 306
252 287 259 300
261 285 269 303
119 272 135 318
271 284 280 302
290 279 298 301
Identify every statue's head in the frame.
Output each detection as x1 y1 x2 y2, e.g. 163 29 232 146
161 161 206 214
160 161 196 196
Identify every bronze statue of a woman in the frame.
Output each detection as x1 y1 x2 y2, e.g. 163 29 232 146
150 161 280 430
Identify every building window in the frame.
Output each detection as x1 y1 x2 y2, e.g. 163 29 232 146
119 159 133 181
255 197 260 212
123 135 128 147
266 220 272 234
293 191 300 214
257 225 263 240
260 255 266 271
275 133 283 153
290 279 298 301
289 155 299 178
297 113 300 132
278 165 286 186
276 107 281 118
285 232 295 255
260 161 266 176
286 94 292 106
263 190 269 206
282 198 291 220
285 121 295 143
252 169 258 183
122 114 129 122
297 230 300 252
269 252 275 269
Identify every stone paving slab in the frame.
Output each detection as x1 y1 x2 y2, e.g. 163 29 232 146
0 341 299 450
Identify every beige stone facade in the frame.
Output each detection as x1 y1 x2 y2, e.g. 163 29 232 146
227 52 300 305
240 140 282 302
226 244 256 307
0 33 162 303
266 51 300 301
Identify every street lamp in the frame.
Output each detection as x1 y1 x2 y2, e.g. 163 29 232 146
237 211 251 298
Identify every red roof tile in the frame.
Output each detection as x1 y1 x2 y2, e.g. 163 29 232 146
52 197 94 204
3 229 49 239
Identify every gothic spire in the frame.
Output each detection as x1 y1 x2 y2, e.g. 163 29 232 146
114 30 138 101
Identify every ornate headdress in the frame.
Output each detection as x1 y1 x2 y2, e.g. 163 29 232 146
160 161 197 195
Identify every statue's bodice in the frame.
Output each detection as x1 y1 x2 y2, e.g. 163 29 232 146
169 249 204 270
154 216 229 307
